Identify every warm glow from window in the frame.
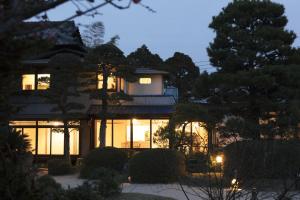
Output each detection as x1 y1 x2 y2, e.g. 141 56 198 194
139 77 151 84
22 74 35 90
216 155 223 164
10 121 36 126
98 74 116 90
37 74 50 90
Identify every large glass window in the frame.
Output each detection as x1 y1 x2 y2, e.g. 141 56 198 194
23 128 36 153
22 74 35 90
38 128 51 155
10 120 79 155
94 119 170 149
69 128 79 155
192 122 208 152
152 119 169 148
51 128 64 155
132 119 150 148
113 120 130 148
98 74 116 90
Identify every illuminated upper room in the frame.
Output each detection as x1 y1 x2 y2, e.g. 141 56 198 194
22 74 50 91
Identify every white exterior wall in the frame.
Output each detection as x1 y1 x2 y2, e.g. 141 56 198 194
127 74 163 95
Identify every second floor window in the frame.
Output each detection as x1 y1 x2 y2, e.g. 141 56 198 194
139 77 152 85
97 74 116 90
22 74 50 90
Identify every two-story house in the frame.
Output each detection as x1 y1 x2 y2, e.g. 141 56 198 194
9 21 209 160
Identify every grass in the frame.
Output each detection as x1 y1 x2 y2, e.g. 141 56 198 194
108 193 175 200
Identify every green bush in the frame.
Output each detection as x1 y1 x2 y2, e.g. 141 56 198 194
224 140 300 179
80 147 127 178
48 159 73 176
129 149 186 183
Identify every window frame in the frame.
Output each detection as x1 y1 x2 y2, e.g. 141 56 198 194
21 73 51 91
97 73 117 92
139 77 152 85
9 120 80 156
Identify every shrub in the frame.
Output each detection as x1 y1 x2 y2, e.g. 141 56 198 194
64 182 103 200
48 159 73 176
34 175 64 200
186 152 210 173
224 140 300 179
80 147 127 178
129 149 186 183
85 167 118 180
92 174 121 197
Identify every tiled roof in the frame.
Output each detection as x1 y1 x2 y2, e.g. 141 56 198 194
88 105 174 117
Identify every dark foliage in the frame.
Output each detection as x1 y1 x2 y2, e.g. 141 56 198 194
0 127 34 200
224 140 300 179
186 152 210 173
129 149 186 183
48 159 73 176
208 0 296 73
80 147 128 178
63 182 103 200
33 175 64 200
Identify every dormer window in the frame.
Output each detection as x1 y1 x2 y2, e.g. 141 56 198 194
139 77 151 85
98 74 116 90
22 74 50 91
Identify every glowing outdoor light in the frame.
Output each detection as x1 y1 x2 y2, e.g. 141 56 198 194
216 155 223 164
231 178 237 185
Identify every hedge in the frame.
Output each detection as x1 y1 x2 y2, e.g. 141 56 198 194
129 149 186 183
223 140 300 179
80 147 127 178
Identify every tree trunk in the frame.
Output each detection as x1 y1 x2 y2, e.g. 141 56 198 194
99 64 108 148
168 121 176 149
207 126 213 154
63 120 70 161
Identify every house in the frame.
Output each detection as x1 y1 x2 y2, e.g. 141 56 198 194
8 21 209 160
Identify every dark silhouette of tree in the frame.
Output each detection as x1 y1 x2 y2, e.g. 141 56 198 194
45 53 85 160
127 44 164 68
164 52 199 101
201 0 298 139
207 0 296 73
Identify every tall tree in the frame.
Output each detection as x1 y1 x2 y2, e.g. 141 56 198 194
127 44 164 68
85 41 136 147
46 53 85 160
203 0 298 139
207 0 296 73
164 52 199 101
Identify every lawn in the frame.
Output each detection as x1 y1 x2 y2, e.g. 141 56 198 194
108 193 175 200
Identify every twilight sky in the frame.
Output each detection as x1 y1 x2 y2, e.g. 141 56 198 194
47 0 300 73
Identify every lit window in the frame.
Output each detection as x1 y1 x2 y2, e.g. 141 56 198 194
37 74 50 90
98 74 116 90
22 74 50 90
139 77 151 84
22 74 35 90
